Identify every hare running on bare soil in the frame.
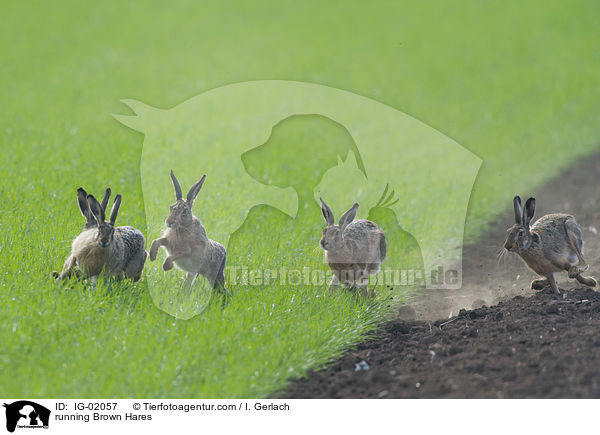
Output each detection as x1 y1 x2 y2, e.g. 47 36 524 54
504 195 596 295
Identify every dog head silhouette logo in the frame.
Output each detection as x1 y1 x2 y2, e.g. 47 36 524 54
115 80 481 318
3 401 50 432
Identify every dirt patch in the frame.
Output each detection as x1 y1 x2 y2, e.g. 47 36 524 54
283 151 600 398
410 151 600 321
285 287 600 398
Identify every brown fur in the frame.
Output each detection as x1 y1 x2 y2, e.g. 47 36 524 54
504 196 596 294
149 171 227 291
55 188 147 284
319 199 386 295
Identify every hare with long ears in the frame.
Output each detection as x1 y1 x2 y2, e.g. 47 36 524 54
149 170 227 293
55 188 147 285
319 198 386 295
53 187 110 280
79 187 111 230
504 195 596 295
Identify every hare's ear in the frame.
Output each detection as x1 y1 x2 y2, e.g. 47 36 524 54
339 203 359 230
187 174 206 205
77 188 93 222
109 194 122 225
524 197 536 228
170 170 182 200
320 198 334 225
100 188 111 212
87 195 104 223
513 195 522 224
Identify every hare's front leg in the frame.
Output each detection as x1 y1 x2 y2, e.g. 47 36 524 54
90 275 99 287
530 277 548 290
328 274 340 296
149 237 168 261
355 276 375 298
546 274 561 295
55 255 76 282
163 247 191 271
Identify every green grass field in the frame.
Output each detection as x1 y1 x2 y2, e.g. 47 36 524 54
1 1 600 397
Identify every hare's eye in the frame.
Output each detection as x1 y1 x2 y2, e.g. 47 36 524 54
170 205 175 211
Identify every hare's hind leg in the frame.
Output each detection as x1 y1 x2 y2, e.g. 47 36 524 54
213 272 230 303
565 218 589 277
213 254 226 289
185 272 198 291
575 274 597 287
213 271 225 290
565 219 595 286
212 254 230 302
126 250 147 282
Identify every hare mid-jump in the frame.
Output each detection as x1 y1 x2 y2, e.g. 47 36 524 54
319 198 386 295
149 170 227 292
504 195 596 295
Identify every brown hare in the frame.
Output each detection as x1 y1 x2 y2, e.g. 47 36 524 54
319 198 386 295
504 195 596 295
55 188 147 285
149 171 227 293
